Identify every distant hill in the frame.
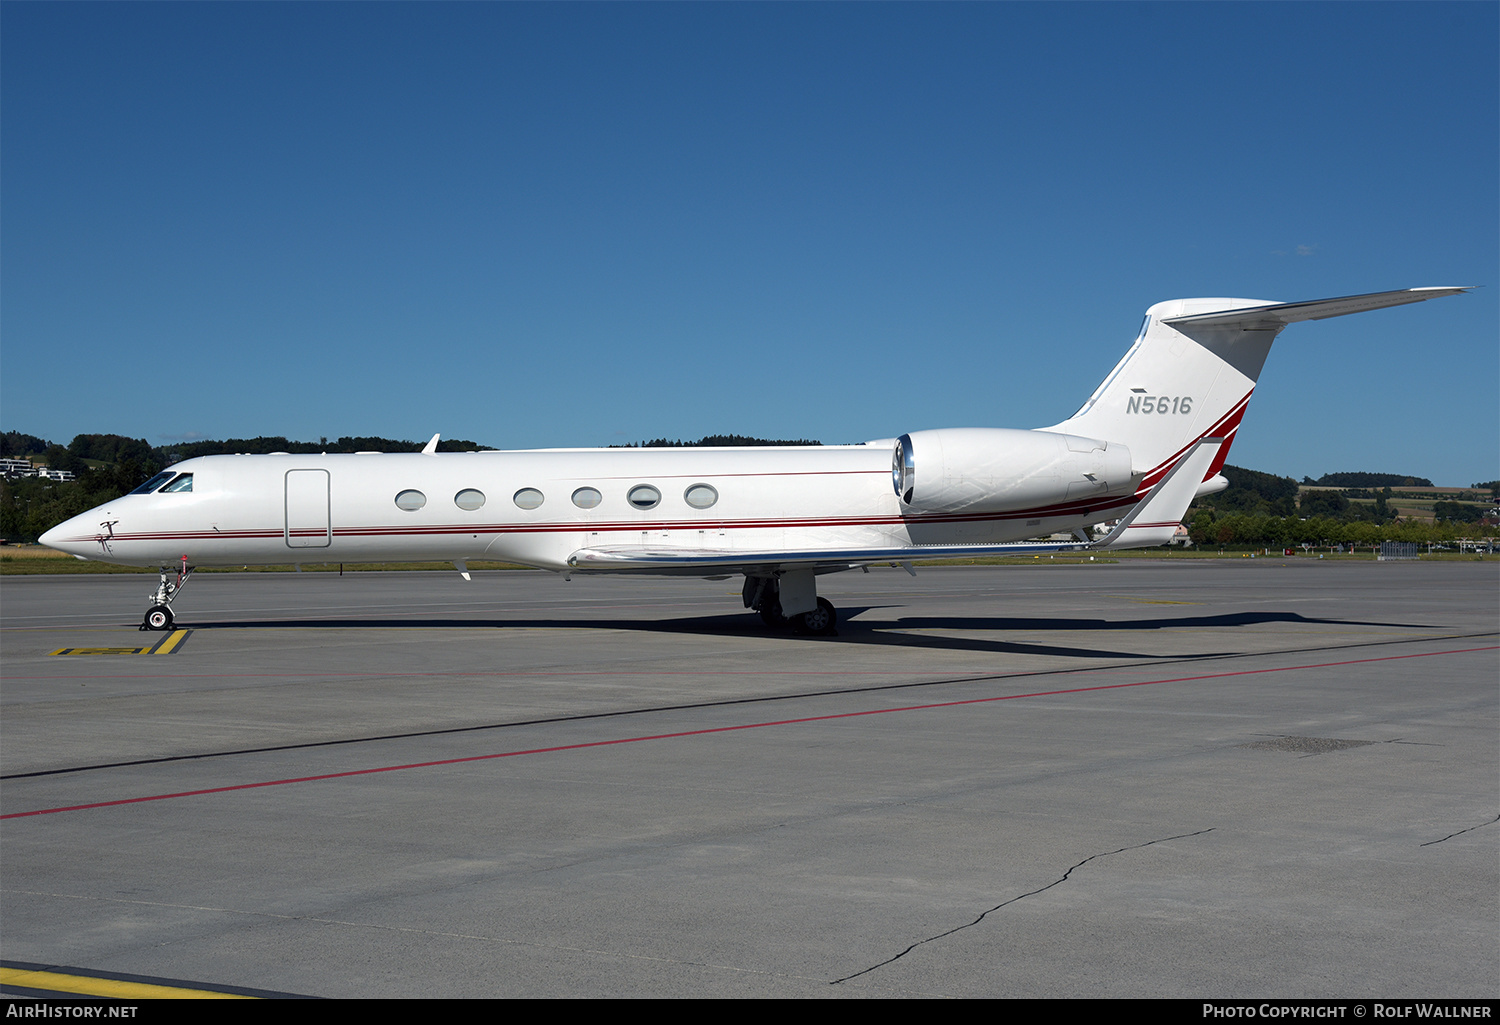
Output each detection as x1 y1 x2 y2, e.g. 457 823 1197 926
6 430 822 465
0 431 48 458
162 435 490 458
1305 471 1433 488
1193 465 1408 523
3 432 495 475
1197 465 1300 516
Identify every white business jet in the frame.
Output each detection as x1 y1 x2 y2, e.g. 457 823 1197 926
41 287 1468 634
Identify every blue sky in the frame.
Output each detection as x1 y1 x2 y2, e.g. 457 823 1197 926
3 2 1495 485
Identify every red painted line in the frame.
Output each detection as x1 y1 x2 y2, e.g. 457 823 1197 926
579 470 890 480
4 645 1492 820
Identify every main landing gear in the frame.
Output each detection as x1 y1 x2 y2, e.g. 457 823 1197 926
742 574 838 636
140 558 194 631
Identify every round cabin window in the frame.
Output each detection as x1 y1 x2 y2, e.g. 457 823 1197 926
684 483 719 509
572 487 602 509
395 490 426 511
513 488 544 510
627 484 661 510
455 489 486 511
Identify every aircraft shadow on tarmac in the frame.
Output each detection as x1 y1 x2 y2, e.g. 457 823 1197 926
180 608 1421 662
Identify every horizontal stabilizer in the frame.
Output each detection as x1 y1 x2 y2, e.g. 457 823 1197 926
1161 287 1470 330
1093 438 1223 550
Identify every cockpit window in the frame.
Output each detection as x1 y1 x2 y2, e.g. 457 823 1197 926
160 473 193 493
130 471 179 495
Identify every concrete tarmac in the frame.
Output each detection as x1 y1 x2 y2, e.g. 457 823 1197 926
2 559 1496 998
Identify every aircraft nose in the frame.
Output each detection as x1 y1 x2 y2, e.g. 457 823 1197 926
39 515 92 556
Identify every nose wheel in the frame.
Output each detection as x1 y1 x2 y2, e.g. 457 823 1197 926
140 559 194 631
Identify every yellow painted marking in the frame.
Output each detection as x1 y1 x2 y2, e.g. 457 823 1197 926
151 629 191 654
49 629 191 657
48 646 152 656
0 966 254 999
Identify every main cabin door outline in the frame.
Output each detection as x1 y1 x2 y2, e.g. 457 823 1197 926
284 469 331 548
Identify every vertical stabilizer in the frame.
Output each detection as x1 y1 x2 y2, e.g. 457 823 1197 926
1040 287 1469 495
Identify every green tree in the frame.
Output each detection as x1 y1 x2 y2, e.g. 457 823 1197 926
1299 490 1349 518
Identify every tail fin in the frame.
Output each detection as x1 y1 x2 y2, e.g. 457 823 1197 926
1041 287 1469 495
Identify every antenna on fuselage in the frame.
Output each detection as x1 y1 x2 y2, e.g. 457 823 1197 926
422 433 440 455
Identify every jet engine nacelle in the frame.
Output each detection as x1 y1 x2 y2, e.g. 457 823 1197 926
892 428 1134 514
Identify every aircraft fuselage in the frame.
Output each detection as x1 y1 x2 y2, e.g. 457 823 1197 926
42 434 1140 572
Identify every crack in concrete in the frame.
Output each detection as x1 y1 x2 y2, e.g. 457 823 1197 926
1420 812 1500 847
1240 735 1375 755
830 827 1215 985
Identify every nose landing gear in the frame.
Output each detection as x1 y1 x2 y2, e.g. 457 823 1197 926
140 558 194 631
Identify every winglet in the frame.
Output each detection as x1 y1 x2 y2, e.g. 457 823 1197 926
422 433 440 455
1093 438 1223 550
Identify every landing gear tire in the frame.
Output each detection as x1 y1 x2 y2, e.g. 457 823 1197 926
144 605 173 632
791 597 838 636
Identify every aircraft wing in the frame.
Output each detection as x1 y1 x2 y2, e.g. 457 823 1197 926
1161 286 1470 330
566 539 1090 574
